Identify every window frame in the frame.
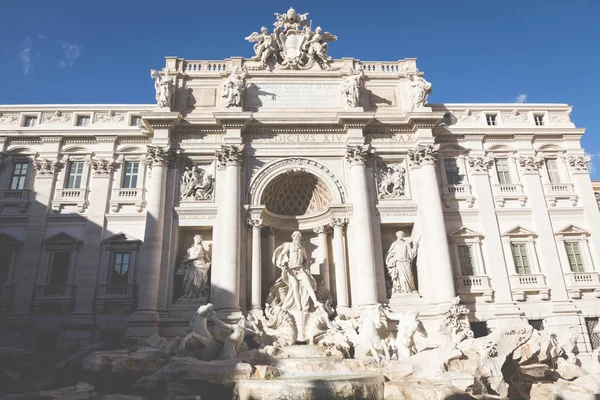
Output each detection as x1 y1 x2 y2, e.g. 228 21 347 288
502 226 541 276
534 114 545 126
555 225 594 275
22 114 39 127
494 157 512 185
65 160 86 189
129 115 142 127
38 233 81 287
486 113 497 126
0 233 23 288
121 160 140 189
443 157 463 185
9 160 31 191
449 227 486 277
109 251 132 284
99 233 141 286
511 242 532 275
75 115 91 127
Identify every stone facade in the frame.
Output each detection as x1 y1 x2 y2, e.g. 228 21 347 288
0 8 599 369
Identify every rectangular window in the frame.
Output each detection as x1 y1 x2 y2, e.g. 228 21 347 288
511 243 531 274
48 251 71 284
76 116 90 126
585 317 600 350
130 116 141 127
486 114 497 126
546 158 561 183
495 158 512 185
10 162 29 190
565 242 585 273
457 244 476 275
24 116 37 127
0 249 13 286
110 252 130 284
534 115 544 126
66 161 85 189
122 161 139 189
444 158 462 185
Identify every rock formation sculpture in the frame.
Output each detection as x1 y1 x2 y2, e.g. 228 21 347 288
441 296 474 344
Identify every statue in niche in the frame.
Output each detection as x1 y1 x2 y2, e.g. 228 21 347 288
150 69 175 109
385 231 418 295
180 165 214 201
222 66 248 108
378 163 406 199
266 231 322 312
407 72 432 110
245 26 279 67
176 235 211 301
341 69 365 110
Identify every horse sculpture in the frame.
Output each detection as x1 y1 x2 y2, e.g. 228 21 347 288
355 304 391 362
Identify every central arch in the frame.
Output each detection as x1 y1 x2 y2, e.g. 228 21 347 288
261 171 332 216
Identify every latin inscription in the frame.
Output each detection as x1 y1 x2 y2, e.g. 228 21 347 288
367 134 415 143
248 133 346 143
245 84 341 109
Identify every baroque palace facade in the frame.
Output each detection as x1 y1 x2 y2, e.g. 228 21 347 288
1 8 599 364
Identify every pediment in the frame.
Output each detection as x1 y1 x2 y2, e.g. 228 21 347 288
103 232 142 244
556 224 589 236
502 226 536 237
0 232 23 246
449 226 482 237
43 232 83 245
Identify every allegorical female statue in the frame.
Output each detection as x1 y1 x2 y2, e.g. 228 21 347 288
177 235 211 300
150 69 175 109
266 231 322 312
385 231 417 295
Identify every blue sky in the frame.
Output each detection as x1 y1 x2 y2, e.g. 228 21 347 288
1 0 599 177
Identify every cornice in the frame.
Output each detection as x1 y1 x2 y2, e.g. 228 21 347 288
105 213 147 223
173 207 218 220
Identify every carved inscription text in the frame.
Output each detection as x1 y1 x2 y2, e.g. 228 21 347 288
245 84 340 109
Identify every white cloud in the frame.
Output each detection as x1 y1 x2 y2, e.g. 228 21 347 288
19 37 33 75
58 42 81 68
515 94 527 103
586 153 600 175
37 33 46 39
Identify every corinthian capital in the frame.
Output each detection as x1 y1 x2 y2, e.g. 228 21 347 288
216 145 245 167
345 144 372 165
568 155 591 173
91 158 115 177
145 145 172 168
466 156 493 173
518 156 544 173
407 144 439 167
33 158 62 178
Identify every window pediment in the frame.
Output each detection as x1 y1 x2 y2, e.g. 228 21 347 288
556 224 589 236
103 232 142 246
0 232 23 248
503 226 536 237
44 232 82 246
449 226 483 238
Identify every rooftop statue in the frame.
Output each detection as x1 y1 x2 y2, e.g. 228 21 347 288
150 69 175 110
246 8 337 70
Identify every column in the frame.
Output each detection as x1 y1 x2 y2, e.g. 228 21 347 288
313 225 331 289
128 145 170 336
248 218 263 316
408 144 456 303
263 227 278 299
66 156 114 340
212 145 244 319
346 144 378 307
330 218 349 312
518 156 569 301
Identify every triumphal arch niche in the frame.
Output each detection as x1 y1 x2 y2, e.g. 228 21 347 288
155 6 455 326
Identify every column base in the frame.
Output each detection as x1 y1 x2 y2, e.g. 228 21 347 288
126 310 160 338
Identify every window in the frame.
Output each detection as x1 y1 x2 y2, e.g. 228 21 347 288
66 161 85 188
511 243 531 274
528 319 544 331
130 116 141 127
0 249 12 286
495 158 512 184
48 251 71 284
534 115 544 126
122 161 139 189
565 242 585 272
457 244 475 275
10 162 29 190
23 116 37 127
545 158 561 183
486 114 497 126
586 317 600 350
444 158 462 184
76 115 90 126
110 252 130 284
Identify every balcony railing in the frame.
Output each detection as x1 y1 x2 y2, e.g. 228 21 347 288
0 189 30 212
510 273 549 301
52 188 89 212
96 284 137 313
564 272 600 299
455 275 494 302
35 284 76 298
544 183 578 206
110 188 146 212
493 184 527 207
442 184 474 208
32 284 76 314
494 184 523 194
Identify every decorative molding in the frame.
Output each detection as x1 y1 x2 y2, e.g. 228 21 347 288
180 164 214 201
42 111 72 124
145 145 175 168
466 156 493 173
94 111 125 123
105 213 147 223
548 111 571 123
216 145 244 167
313 225 330 235
376 205 418 217
501 110 528 123
568 155 590 173
33 158 62 178
0 113 19 124
518 156 544 173
174 207 218 220
90 158 115 177
345 144 372 165
377 161 407 199
247 218 263 229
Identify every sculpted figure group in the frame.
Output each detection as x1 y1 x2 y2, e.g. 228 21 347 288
180 165 214 201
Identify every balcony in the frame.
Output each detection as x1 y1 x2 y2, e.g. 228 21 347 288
442 184 474 208
454 275 494 302
52 188 89 213
493 184 527 207
564 272 600 299
509 273 550 301
32 284 76 314
96 284 137 313
0 284 14 315
109 188 146 213
0 189 30 213
543 183 578 206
